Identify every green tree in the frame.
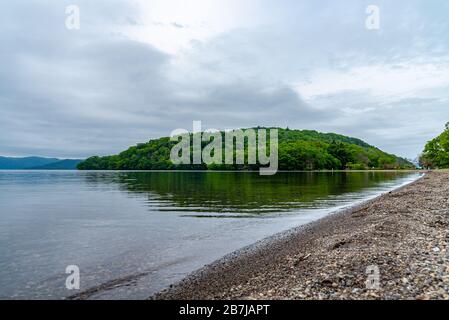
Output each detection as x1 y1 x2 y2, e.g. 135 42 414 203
327 141 353 169
420 122 449 169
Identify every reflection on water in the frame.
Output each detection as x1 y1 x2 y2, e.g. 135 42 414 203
84 171 415 215
0 171 420 299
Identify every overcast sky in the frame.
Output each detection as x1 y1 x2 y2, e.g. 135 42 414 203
1 0 448 159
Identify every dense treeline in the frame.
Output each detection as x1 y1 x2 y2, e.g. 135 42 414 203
420 123 449 169
77 128 414 171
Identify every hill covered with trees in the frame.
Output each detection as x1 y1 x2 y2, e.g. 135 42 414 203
77 128 414 171
420 123 449 169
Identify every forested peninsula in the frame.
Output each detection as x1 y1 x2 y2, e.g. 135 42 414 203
77 128 414 171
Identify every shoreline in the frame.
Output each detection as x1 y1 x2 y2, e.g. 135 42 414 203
152 171 449 300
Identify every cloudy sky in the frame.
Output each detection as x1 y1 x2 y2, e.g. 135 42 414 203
1 0 448 159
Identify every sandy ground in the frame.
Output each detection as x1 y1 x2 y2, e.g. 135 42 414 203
153 171 449 300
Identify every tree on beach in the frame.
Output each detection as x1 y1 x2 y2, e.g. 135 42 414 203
420 122 449 169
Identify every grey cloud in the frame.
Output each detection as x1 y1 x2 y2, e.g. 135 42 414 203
0 0 329 158
1 0 448 159
306 92 449 158
0 1 171 157
171 22 186 29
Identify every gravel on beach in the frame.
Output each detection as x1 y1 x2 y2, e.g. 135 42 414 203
153 171 449 300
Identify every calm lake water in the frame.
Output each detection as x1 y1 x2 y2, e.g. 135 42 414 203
0 170 420 299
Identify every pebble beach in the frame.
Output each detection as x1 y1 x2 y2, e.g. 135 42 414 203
153 171 449 300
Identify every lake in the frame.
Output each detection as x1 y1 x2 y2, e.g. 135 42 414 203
0 170 420 299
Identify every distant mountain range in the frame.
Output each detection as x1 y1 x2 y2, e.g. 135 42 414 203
0 156 83 170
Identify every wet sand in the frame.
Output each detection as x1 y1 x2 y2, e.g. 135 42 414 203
153 171 449 300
